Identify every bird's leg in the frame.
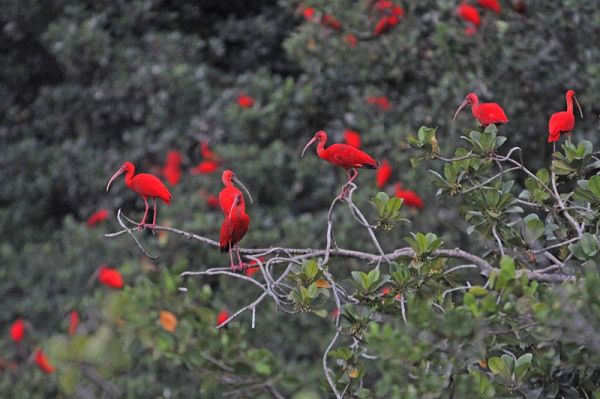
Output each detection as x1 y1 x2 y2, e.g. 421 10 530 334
138 197 150 230
228 242 236 270
235 245 244 270
341 168 359 199
150 198 157 234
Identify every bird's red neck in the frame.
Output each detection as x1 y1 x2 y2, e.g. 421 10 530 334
123 166 135 188
469 96 480 116
566 92 574 114
316 136 327 158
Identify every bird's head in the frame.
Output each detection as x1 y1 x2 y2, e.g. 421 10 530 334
301 130 327 158
106 162 134 192
567 90 583 118
453 93 478 121
222 170 253 204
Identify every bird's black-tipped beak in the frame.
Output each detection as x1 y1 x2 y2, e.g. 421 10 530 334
574 95 583 119
301 137 317 158
233 176 253 205
453 99 469 121
106 167 124 192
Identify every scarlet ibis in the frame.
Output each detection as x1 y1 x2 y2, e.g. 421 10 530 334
161 150 182 186
477 0 501 13
68 310 79 335
367 96 392 111
548 90 583 146
376 159 393 189
87 209 109 227
374 15 400 36
344 129 362 149
321 14 342 30
301 130 379 197
98 265 124 289
302 6 316 21
457 2 481 30
344 34 358 47
394 183 424 209
106 161 172 230
219 170 253 215
453 93 509 126
237 93 255 108
220 194 250 270
216 310 230 327
9 319 25 342
34 349 55 374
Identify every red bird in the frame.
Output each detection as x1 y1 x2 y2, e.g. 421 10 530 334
9 319 26 342
34 349 55 374
219 170 253 215
376 159 393 189
87 209 109 227
477 0 501 13
321 14 342 30
344 34 358 48
220 194 250 270
548 90 583 146
216 310 230 327
344 129 362 149
237 93 255 108
301 130 379 198
68 310 79 335
106 161 172 230
453 93 509 127
161 150 182 186
98 265 124 289
190 160 220 175
457 2 481 28
394 183 424 209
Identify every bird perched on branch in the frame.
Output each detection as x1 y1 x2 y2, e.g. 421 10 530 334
220 194 250 270
106 161 172 230
548 90 583 150
453 92 509 127
301 130 379 198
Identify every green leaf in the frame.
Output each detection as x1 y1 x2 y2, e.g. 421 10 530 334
488 356 512 380
500 256 515 279
552 159 574 176
351 271 369 290
514 353 532 381
470 370 496 398
522 214 545 243
254 362 272 376
304 260 319 280
589 174 600 198
311 309 328 318
469 285 488 297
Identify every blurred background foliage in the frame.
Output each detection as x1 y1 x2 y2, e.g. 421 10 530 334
2 0 600 397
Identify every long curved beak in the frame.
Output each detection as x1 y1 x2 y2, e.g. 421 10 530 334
233 176 253 205
301 137 317 158
106 167 124 192
574 95 583 118
453 99 469 121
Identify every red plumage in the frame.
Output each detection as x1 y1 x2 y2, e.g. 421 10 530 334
477 0 501 13
457 2 481 27
106 162 172 229
219 208 250 253
10 319 25 342
376 159 393 189
548 90 582 143
453 93 508 126
218 170 253 215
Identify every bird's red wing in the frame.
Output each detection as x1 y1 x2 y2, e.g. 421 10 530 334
230 214 250 245
132 174 172 204
220 217 234 252
326 144 378 169
548 111 574 136
478 103 509 125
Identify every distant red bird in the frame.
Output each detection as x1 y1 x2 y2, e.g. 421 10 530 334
219 170 253 215
302 130 379 198
216 310 230 327
68 310 79 335
200 141 221 163
206 194 219 209
457 2 481 28
190 160 220 175
394 183 424 209
302 6 316 21
376 159 393 189
344 34 358 47
321 14 342 30
87 209 109 227
106 161 172 230
220 194 250 270
477 0 501 13
244 257 265 277
548 90 583 146
367 96 392 111
161 150 182 186
344 129 362 149
237 93 255 108
98 265 124 289
9 319 25 342
453 93 509 126
374 15 400 36
34 349 55 374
